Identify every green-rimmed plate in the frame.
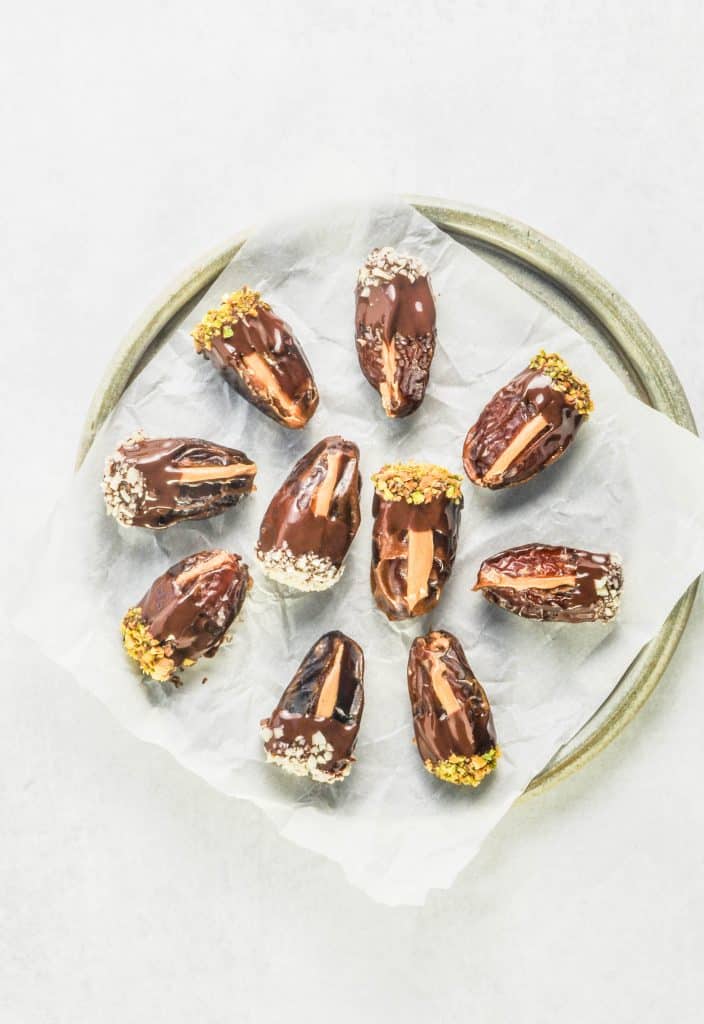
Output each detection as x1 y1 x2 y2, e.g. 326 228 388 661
77 196 700 796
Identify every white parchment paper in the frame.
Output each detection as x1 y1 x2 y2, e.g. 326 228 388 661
14 199 704 905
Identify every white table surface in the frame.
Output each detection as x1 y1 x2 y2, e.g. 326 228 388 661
3 2 704 1021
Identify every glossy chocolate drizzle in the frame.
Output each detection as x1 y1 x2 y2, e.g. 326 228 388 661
371 492 462 621
355 271 437 418
257 436 361 568
133 549 251 673
261 631 365 782
475 544 623 623
104 434 256 529
463 366 586 488
199 302 318 428
407 630 497 768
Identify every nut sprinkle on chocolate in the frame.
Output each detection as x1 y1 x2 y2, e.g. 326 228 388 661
356 247 428 293
121 549 251 681
256 436 362 592
191 287 319 429
408 630 500 786
370 462 463 620
474 543 623 623
261 631 365 784
463 350 593 489
355 247 437 418
103 432 256 529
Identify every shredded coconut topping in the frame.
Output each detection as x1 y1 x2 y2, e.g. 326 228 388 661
357 246 428 295
256 542 342 592
102 450 149 526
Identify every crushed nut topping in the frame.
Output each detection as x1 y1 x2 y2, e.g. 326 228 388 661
425 748 500 787
357 246 428 295
120 607 175 682
593 555 623 619
529 350 593 415
255 542 342 591
191 286 270 353
372 462 463 504
260 726 349 784
102 453 149 526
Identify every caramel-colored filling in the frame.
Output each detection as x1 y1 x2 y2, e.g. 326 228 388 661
174 463 256 483
175 550 232 588
241 352 305 427
315 641 344 718
427 651 462 715
483 414 550 483
406 527 434 611
311 452 343 518
379 338 400 413
475 569 577 591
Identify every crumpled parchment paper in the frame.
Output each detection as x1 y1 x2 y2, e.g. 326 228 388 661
14 199 704 905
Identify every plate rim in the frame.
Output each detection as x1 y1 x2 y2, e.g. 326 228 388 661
77 194 700 798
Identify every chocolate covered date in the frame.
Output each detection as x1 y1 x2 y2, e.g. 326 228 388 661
102 431 256 528
355 247 437 418
408 630 500 786
260 631 365 784
256 436 361 591
192 287 319 428
121 549 251 681
463 351 593 488
370 462 463 620
474 543 623 622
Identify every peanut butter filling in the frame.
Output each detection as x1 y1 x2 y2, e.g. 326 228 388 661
315 640 345 718
174 463 256 483
426 651 462 715
406 527 434 611
241 352 305 427
310 452 344 518
475 569 577 591
379 338 400 413
483 414 550 483
175 550 233 588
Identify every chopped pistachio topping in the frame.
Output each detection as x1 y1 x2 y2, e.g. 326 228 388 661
120 607 175 682
529 350 593 415
425 748 500 787
372 461 463 504
191 286 270 353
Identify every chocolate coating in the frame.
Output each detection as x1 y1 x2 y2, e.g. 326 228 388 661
355 249 437 418
121 549 251 681
474 543 623 623
256 436 361 591
370 471 463 621
193 289 318 429
463 354 591 489
408 630 498 785
260 631 365 783
103 433 256 529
